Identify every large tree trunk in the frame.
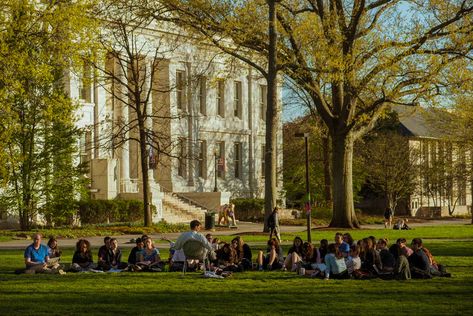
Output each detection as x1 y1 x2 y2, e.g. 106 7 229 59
263 0 278 232
322 135 332 207
138 119 152 227
330 133 360 228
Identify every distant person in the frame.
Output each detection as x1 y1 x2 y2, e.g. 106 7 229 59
24 233 64 274
384 207 393 229
227 203 237 227
267 207 281 243
217 204 229 226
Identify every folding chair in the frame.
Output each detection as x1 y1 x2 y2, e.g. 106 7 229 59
182 239 209 275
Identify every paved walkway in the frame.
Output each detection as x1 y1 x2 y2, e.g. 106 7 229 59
0 219 469 249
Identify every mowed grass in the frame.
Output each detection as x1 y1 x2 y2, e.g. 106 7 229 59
0 225 472 315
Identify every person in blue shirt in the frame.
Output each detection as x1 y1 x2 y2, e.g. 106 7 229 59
24 233 64 274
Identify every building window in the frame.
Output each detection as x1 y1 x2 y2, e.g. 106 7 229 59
80 62 92 103
234 81 242 118
198 140 207 179
198 76 207 115
261 144 266 178
216 141 225 179
259 84 267 122
178 138 187 178
234 142 242 179
217 79 225 117
176 70 185 110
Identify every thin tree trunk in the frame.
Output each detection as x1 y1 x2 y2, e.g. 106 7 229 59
330 133 360 228
263 0 278 232
139 118 152 226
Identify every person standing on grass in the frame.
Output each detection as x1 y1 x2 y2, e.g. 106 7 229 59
384 207 393 229
267 207 281 243
24 233 64 274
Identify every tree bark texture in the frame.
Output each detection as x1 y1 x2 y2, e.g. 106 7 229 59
263 0 278 232
330 133 360 228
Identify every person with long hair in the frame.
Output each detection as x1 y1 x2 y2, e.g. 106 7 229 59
231 236 252 271
71 239 97 272
282 236 304 271
360 237 382 275
137 237 164 272
257 238 283 271
216 242 239 271
47 237 61 259
388 243 411 280
324 243 349 280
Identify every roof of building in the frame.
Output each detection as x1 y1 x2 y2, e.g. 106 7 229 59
390 104 446 139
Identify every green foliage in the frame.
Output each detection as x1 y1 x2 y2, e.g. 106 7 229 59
0 0 98 229
231 198 265 220
77 199 154 224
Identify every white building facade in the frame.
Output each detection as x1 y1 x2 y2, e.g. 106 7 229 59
69 28 284 222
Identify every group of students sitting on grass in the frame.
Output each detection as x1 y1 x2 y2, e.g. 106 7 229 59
21 223 450 279
259 232 451 280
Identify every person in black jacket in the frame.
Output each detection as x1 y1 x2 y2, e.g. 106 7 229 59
408 238 432 278
267 207 281 242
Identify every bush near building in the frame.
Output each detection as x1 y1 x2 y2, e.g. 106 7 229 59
77 200 154 224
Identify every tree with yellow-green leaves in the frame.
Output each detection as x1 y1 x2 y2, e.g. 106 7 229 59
0 0 98 229
152 0 473 228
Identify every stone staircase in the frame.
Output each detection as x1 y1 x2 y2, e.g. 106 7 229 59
161 192 208 224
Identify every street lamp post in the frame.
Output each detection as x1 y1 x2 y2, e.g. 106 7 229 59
214 152 218 192
295 132 311 243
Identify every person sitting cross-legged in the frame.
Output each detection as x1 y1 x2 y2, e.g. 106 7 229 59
136 237 164 272
71 239 98 272
324 243 349 280
24 233 65 274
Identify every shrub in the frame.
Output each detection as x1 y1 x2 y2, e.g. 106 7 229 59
231 198 265 221
78 199 148 224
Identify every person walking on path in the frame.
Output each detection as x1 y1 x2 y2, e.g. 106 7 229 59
267 207 281 243
384 207 393 229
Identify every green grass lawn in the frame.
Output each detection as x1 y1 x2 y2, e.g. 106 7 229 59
0 225 472 315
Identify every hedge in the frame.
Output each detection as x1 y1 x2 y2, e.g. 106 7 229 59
78 199 150 224
231 198 265 221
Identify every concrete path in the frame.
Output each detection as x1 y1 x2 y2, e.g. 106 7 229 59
0 219 470 250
